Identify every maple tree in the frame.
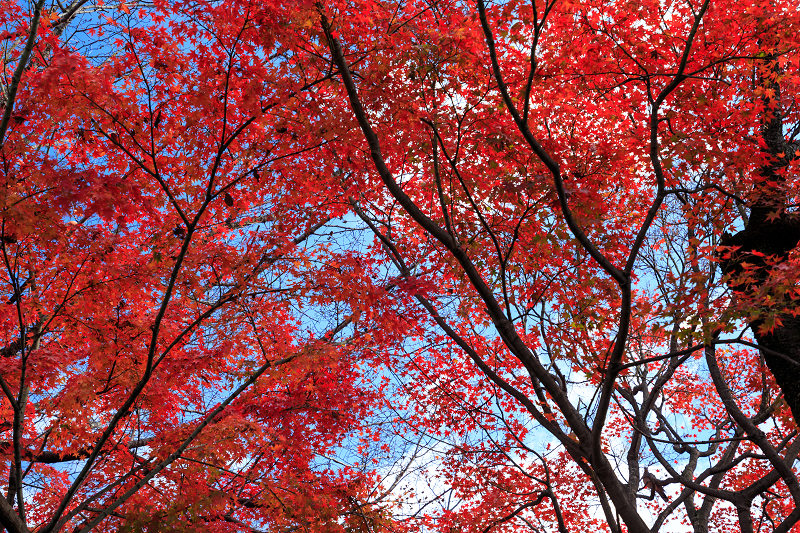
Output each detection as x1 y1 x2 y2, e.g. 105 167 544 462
2 0 800 532
0 1 405 531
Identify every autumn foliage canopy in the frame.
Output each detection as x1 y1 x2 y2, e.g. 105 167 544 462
2 0 800 531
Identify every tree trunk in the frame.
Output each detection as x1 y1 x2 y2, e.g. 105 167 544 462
752 313 800 422
719 58 800 423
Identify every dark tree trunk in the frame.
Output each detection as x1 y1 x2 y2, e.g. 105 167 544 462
720 56 800 424
721 216 800 422
757 316 800 422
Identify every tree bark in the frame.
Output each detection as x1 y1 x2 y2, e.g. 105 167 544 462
720 56 800 424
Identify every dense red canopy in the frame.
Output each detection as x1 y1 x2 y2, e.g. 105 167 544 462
1 0 800 531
